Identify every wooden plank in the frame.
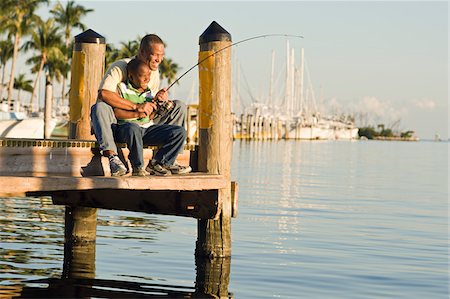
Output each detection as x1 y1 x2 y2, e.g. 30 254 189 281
0 174 227 197
47 189 221 219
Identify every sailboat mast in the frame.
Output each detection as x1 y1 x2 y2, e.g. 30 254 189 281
269 50 275 109
290 48 295 116
236 62 241 116
299 48 305 116
285 40 291 118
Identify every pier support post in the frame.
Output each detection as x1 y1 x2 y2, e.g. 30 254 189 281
196 21 233 258
69 29 106 140
44 78 52 139
64 29 106 278
195 256 232 298
285 119 290 140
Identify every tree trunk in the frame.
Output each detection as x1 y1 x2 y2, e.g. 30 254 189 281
61 74 66 105
7 32 21 111
0 63 6 100
61 37 70 104
31 57 45 113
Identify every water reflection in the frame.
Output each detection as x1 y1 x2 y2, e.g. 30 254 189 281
0 197 233 298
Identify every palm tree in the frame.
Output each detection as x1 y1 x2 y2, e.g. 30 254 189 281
0 40 14 100
13 73 33 108
105 44 120 69
118 40 140 59
23 18 63 112
50 0 93 102
1 0 48 111
159 58 180 85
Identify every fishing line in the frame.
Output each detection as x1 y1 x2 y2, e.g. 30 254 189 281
166 34 304 91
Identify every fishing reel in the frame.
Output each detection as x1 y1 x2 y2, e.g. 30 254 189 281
154 99 175 116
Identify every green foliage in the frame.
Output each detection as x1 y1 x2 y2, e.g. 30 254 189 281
359 124 414 139
50 0 93 43
400 131 415 138
358 126 377 139
159 57 180 85
0 40 14 66
14 73 33 92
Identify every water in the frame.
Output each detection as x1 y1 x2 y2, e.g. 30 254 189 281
0 140 448 298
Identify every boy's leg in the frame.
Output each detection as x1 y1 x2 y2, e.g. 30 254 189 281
114 122 145 169
153 100 187 128
142 124 186 166
90 101 119 155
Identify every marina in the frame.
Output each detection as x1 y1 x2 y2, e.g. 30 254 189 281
0 140 447 298
0 1 446 298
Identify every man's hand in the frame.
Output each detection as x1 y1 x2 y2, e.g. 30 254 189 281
154 88 168 102
136 102 157 118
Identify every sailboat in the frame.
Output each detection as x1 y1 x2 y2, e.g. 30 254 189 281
284 44 358 140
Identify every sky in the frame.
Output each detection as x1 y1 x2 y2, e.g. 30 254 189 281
31 1 449 139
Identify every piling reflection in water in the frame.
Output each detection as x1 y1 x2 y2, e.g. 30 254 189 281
0 197 233 298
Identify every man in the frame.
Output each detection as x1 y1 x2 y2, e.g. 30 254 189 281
91 34 190 176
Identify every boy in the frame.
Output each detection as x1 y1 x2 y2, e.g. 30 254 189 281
114 58 191 176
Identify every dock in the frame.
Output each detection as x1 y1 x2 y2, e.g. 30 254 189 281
0 23 236 298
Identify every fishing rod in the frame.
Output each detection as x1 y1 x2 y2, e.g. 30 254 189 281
166 34 304 91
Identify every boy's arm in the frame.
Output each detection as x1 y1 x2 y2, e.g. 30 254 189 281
113 107 145 120
113 102 157 120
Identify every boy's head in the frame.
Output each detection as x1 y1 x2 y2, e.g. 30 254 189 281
126 58 151 90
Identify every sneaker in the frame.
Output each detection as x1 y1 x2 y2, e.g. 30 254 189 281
132 167 150 176
146 160 172 176
168 163 192 174
109 155 127 177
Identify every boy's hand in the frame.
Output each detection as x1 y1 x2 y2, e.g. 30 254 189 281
155 88 168 102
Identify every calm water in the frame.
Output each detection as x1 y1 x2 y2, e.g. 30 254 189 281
0 140 448 298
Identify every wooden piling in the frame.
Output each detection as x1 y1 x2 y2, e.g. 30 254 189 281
65 29 106 278
69 29 106 140
196 21 233 258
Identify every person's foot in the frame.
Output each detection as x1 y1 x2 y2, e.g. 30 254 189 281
168 162 192 174
146 160 172 176
109 155 127 177
132 167 150 176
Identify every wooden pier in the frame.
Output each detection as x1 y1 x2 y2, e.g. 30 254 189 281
0 22 236 298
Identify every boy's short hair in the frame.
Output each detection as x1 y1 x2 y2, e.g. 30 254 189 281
126 58 148 75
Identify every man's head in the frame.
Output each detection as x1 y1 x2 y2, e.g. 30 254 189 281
126 58 151 90
137 34 165 71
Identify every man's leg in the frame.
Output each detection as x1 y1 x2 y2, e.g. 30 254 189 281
114 122 145 170
90 101 119 155
153 100 187 127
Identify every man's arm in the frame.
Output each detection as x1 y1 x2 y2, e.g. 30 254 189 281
99 90 137 110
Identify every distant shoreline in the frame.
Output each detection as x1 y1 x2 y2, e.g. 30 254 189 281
373 136 419 142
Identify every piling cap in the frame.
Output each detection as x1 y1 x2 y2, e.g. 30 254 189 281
199 21 232 44
75 29 105 44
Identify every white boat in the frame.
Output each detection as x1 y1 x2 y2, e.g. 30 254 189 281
235 45 359 140
0 107 59 139
289 46 358 140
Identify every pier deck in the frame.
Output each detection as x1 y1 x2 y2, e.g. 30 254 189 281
0 138 233 220
0 173 229 219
